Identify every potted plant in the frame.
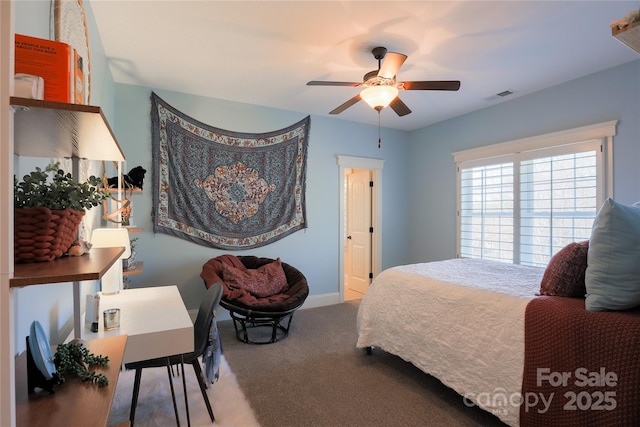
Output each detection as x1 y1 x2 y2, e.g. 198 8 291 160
14 163 109 263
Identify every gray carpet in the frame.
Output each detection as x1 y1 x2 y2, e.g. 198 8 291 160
219 300 508 427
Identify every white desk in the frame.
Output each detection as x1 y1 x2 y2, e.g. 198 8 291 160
83 285 193 364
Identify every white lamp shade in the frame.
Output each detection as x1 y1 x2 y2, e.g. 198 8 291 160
360 85 399 109
91 228 131 259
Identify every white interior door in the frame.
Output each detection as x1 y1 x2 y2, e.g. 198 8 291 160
346 169 372 294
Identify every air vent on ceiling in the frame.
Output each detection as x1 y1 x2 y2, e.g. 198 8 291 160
496 90 514 97
485 89 516 102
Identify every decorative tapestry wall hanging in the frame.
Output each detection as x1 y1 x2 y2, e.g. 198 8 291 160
151 92 309 250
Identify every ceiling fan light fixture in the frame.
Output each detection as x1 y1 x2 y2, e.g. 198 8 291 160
360 85 399 110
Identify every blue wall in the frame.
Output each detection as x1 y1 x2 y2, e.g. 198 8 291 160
408 60 640 263
112 85 411 310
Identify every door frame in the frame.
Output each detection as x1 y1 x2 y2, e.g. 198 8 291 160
337 155 384 302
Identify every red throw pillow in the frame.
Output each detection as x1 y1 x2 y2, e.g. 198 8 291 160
539 241 589 298
221 258 288 298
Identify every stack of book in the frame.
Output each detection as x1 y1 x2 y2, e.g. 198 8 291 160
15 34 84 104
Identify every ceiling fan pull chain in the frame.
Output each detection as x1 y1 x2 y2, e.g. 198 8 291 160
378 110 382 149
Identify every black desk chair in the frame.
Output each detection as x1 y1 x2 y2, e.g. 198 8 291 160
125 282 223 426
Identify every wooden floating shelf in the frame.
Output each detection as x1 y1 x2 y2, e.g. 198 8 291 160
15 335 127 427
108 188 142 193
10 247 125 288
123 261 144 276
10 97 125 161
612 21 640 55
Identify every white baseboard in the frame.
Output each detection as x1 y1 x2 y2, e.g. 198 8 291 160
201 292 341 323
301 292 341 309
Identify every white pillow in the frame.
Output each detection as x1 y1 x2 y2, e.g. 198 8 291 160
585 198 640 311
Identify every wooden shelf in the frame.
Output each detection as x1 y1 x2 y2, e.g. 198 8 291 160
108 188 142 193
10 247 125 288
123 261 144 276
10 97 125 161
15 335 127 427
7 93 129 424
612 21 640 55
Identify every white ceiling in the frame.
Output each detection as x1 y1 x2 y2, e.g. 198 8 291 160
90 0 639 132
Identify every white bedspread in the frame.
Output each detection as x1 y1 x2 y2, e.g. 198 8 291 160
356 258 543 427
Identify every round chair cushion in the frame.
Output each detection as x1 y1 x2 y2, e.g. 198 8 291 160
201 255 308 313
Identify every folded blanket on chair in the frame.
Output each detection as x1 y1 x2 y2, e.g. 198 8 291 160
203 315 221 384
200 254 289 307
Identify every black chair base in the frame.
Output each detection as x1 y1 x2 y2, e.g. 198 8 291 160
128 356 216 427
222 300 298 344
129 358 183 427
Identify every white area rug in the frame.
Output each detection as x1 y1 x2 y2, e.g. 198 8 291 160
108 356 260 426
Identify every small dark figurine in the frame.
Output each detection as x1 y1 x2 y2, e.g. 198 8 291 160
108 166 147 190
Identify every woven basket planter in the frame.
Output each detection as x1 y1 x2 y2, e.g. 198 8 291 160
14 207 85 263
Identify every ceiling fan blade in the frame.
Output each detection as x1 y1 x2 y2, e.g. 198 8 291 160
378 52 407 79
329 94 362 114
402 81 461 91
389 97 412 117
307 81 360 87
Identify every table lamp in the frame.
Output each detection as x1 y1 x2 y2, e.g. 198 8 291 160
90 228 131 294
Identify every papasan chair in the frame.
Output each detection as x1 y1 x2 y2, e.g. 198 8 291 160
201 255 308 344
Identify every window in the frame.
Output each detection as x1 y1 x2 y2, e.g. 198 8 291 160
459 161 514 264
453 121 616 267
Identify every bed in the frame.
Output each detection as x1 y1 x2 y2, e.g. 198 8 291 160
357 258 540 426
356 257 640 426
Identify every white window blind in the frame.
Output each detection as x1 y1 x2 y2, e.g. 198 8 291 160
519 150 597 266
460 162 514 263
454 121 615 267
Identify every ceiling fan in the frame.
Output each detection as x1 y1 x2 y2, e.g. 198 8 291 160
307 47 461 117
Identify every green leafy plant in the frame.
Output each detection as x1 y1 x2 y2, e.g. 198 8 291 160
14 163 110 211
129 237 139 252
54 341 110 387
